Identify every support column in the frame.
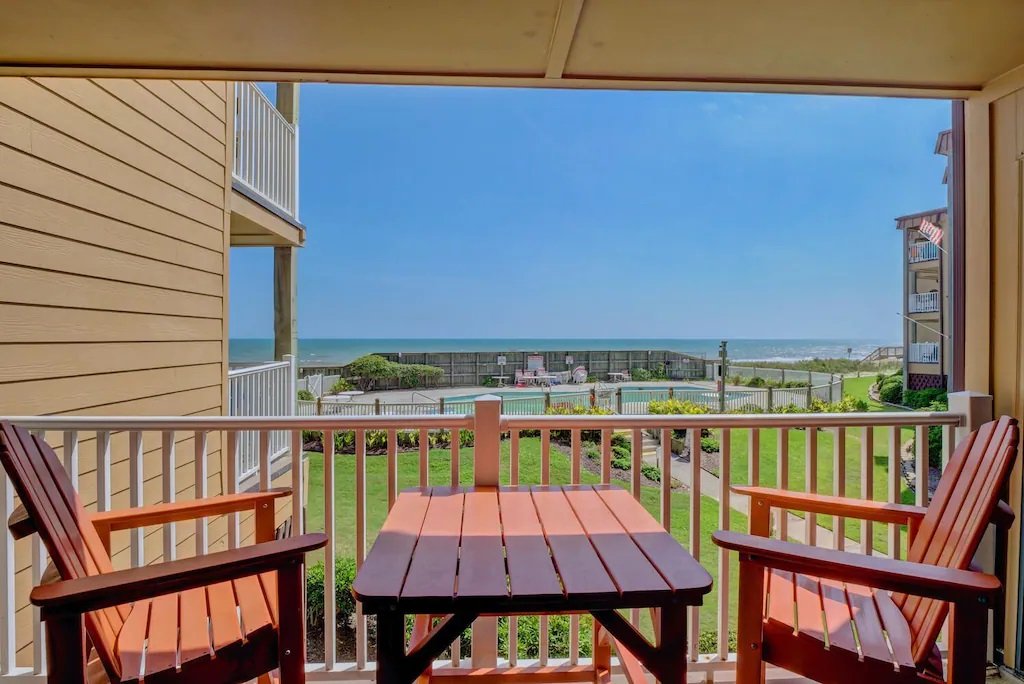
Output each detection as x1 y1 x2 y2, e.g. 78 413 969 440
471 395 501 668
274 246 298 361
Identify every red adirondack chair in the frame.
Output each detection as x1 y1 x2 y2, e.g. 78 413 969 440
0 421 327 684
714 416 1019 684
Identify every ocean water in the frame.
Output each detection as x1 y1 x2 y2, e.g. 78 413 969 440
230 338 894 366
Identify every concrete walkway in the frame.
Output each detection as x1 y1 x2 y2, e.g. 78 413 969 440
648 442 866 552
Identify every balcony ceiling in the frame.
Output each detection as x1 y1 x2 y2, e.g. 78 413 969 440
3 0 1024 97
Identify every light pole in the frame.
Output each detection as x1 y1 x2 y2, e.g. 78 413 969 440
718 340 728 413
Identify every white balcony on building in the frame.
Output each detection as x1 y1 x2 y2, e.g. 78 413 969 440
909 291 940 313
909 241 939 263
908 342 940 364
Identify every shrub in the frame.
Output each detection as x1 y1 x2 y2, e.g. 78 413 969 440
297 388 315 401
612 444 631 461
877 373 903 404
306 558 357 635
903 387 947 409
328 377 354 394
745 376 767 388
700 436 720 453
698 629 737 654
544 404 613 443
640 463 662 482
630 365 668 382
610 432 631 449
808 395 868 413
586 374 598 383
346 354 395 390
648 399 710 416
396 363 443 388
731 403 766 414
499 615 592 659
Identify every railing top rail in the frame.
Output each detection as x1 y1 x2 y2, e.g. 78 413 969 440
228 360 292 377
1 415 474 431
3 409 962 432
502 410 962 429
238 81 295 132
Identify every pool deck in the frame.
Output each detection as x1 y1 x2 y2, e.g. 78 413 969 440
326 380 720 404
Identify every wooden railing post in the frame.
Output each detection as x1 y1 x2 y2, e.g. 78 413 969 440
472 395 501 668
590 388 597 407
374 398 382 415
616 388 623 414
766 386 773 412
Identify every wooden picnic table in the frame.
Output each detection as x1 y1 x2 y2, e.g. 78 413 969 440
352 484 713 684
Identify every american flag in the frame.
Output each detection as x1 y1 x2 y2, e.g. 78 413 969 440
920 218 943 246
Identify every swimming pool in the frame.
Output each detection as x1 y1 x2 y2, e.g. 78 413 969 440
444 385 749 414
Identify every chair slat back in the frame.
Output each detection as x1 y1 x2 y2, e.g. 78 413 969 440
892 416 1018 665
0 422 124 679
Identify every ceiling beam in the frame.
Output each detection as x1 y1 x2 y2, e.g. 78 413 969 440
544 0 584 79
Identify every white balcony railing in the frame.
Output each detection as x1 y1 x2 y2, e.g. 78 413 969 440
909 291 940 313
0 400 966 680
909 242 939 263
909 342 941 364
233 82 298 218
228 355 297 482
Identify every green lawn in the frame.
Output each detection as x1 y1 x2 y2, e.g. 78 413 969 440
304 376 919 639
305 437 746 634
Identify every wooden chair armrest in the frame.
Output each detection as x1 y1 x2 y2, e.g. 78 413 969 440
90 488 291 532
713 530 1000 603
31 532 326 616
731 485 927 525
7 503 34 540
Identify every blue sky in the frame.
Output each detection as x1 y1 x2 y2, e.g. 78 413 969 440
230 85 950 341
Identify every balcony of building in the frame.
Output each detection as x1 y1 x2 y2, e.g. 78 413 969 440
909 291 941 314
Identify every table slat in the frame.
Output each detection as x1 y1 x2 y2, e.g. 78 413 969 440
351 489 431 604
593 485 712 598
499 486 563 600
457 487 509 600
401 488 465 600
562 486 668 598
531 486 617 600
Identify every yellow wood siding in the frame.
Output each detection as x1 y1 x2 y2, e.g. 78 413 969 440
0 77 232 666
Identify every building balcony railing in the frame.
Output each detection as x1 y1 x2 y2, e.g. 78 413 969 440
909 242 939 263
909 342 940 364
909 291 940 313
233 82 298 218
1 400 966 680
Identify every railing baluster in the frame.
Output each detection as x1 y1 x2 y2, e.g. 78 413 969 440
129 430 144 566
860 426 874 555
32 535 46 674
631 428 642 498
227 430 240 549
162 430 177 561
941 423 955 470
777 428 789 540
259 429 271 491
355 428 367 669
915 424 929 507
749 428 760 486
805 426 817 546
541 429 550 485
450 427 460 488
62 430 79 487
888 425 901 559
660 428 672 530
291 430 303 535
601 429 611 483
419 429 429 487
833 427 846 550
195 431 208 554
96 430 111 512
717 428 731 660
571 428 582 484
510 430 519 485
324 429 336 670
388 429 398 507
0 465 14 674
687 425 699 661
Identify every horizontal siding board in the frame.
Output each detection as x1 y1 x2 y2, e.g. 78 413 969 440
0 143 223 251
140 80 225 137
0 185 222 274
0 303 222 343
0 363 222 415
0 103 224 228
2 79 222 206
0 341 222 383
176 80 228 119
0 263 223 318
94 79 225 163
34 77 224 184
0 223 222 294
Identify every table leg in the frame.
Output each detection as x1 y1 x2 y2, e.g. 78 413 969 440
655 606 687 684
376 611 407 684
